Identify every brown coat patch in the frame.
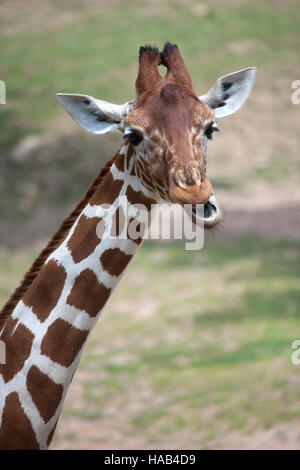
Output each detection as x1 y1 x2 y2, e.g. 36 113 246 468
110 205 126 238
113 153 125 172
91 171 124 206
125 186 156 244
41 318 89 367
126 186 156 211
67 215 101 263
100 248 132 277
0 392 39 449
27 365 63 424
130 164 137 176
126 144 135 171
0 319 34 383
139 168 155 190
23 260 67 322
67 269 111 318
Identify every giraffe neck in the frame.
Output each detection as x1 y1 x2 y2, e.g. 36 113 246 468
0 143 157 449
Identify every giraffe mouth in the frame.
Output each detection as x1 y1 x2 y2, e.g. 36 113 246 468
191 192 222 228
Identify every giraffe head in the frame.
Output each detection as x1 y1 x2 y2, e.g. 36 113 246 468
57 43 256 228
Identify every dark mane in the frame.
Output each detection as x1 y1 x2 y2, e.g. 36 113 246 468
0 153 118 330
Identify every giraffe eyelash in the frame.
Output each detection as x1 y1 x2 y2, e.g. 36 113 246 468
205 123 219 140
124 130 144 147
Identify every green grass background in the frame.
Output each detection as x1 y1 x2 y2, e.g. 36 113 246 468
1 0 300 149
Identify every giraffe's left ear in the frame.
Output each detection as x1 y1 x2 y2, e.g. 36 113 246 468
199 67 256 118
56 94 134 134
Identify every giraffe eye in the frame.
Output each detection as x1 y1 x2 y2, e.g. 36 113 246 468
205 123 219 140
124 130 143 147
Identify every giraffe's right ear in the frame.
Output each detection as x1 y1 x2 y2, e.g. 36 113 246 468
199 68 256 118
56 94 134 134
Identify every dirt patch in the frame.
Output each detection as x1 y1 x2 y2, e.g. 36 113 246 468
214 421 300 450
215 204 300 241
51 414 300 450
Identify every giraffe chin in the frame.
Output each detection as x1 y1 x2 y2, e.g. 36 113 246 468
191 192 223 229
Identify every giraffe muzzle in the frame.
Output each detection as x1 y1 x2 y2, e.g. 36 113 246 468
169 171 212 205
169 170 223 228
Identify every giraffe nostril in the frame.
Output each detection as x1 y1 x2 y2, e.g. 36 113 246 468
174 170 187 189
191 167 202 187
174 168 202 188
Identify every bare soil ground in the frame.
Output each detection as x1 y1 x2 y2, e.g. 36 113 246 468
52 414 300 450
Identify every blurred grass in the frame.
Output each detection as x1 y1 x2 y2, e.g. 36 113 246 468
1 236 299 447
0 0 300 149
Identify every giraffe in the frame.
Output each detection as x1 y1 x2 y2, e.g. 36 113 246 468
0 43 256 449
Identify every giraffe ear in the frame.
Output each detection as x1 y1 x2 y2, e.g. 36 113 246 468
199 67 256 118
56 94 134 134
